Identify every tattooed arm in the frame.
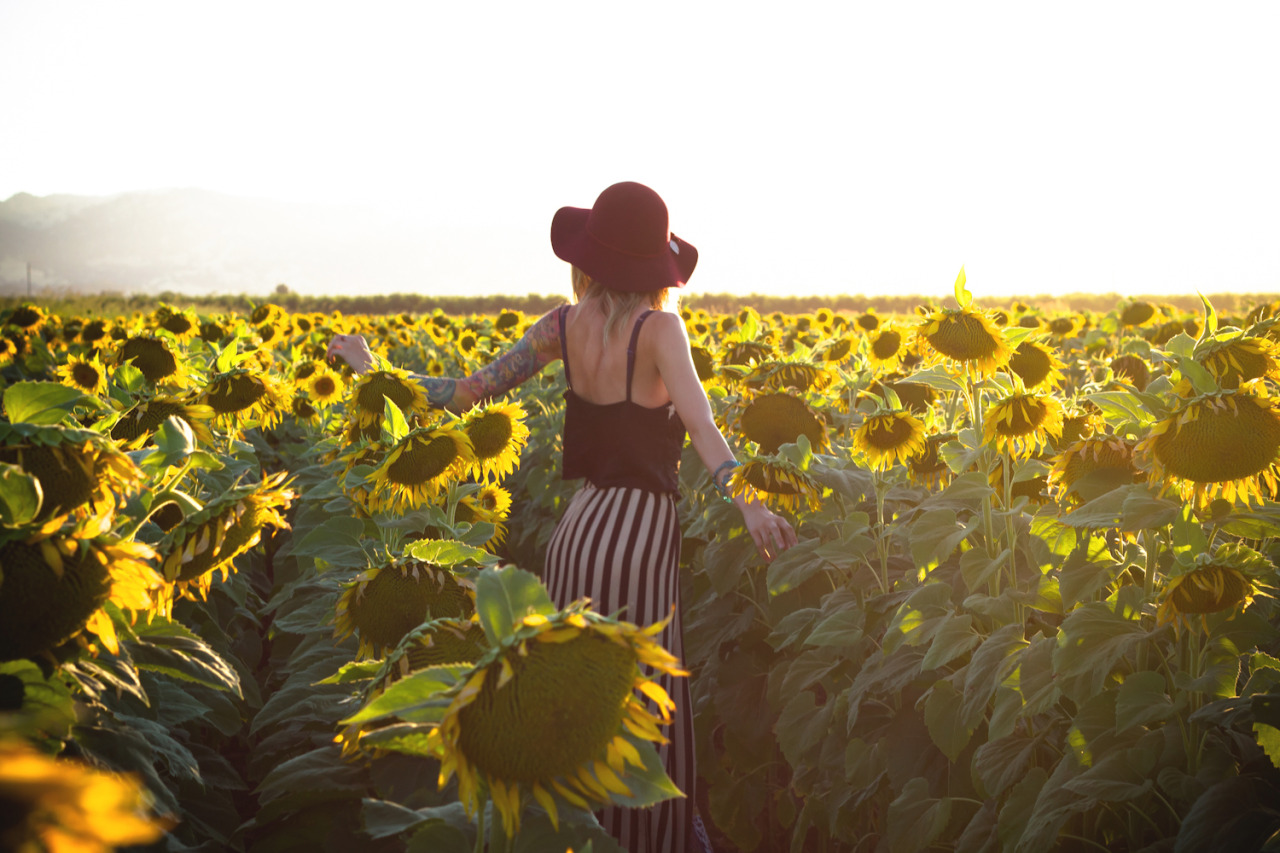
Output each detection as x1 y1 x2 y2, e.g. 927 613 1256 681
327 308 564 412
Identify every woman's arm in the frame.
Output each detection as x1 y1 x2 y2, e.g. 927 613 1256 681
326 308 563 412
650 312 799 562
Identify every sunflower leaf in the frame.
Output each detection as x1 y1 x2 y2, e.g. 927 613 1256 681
2 380 86 425
474 565 556 645
1177 356 1220 396
340 665 468 725
0 462 42 525
404 538 496 568
1198 291 1219 345
604 730 683 809
383 397 410 444
953 266 971 310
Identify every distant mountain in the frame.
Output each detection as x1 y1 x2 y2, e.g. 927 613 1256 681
0 189 551 297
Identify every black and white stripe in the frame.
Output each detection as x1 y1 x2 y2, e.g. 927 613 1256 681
544 482 697 853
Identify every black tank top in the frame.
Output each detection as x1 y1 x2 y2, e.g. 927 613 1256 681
559 305 686 494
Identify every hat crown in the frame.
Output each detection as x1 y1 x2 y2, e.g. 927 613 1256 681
586 182 670 258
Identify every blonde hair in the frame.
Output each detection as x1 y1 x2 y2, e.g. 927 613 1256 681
571 267 675 346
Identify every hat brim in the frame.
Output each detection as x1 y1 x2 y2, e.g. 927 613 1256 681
550 205 698 293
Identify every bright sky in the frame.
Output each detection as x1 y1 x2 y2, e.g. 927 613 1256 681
2 1 1278 299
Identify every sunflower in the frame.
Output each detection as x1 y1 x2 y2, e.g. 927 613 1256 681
865 325 908 374
150 304 199 340
1048 437 1141 505
908 433 956 488
743 359 833 394
426 603 686 836
159 471 294 597
916 307 1012 377
737 392 828 455
1054 409 1101 451
389 617 490 680
1044 314 1084 339
4 303 47 333
1005 339 1067 390
853 310 881 334
1136 383 1280 506
111 335 185 385
367 425 475 513
0 424 143 522
1119 301 1158 328
462 400 530 483
452 484 512 549
0 738 171 852
348 368 434 430
334 559 477 658
1196 336 1280 390
200 367 293 429
1156 543 1272 635
109 395 216 449
853 409 928 471
79 318 111 349
0 335 17 367
0 526 164 661
867 375 937 415
721 340 776 369
820 335 856 365
983 391 1065 459
301 367 346 407
730 458 823 512
55 353 109 397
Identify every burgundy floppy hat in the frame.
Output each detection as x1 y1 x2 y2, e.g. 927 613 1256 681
550 181 698 293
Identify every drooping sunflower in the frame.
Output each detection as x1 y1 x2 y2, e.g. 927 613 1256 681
426 603 687 836
347 368 434 431
1109 354 1152 391
201 367 294 429
0 738 171 852
1005 339 1067 391
1196 336 1280 390
730 457 823 512
0 424 143 521
916 307 1012 377
982 390 1065 459
1156 543 1273 635
737 392 828 455
721 339 776 369
908 433 956 488
853 408 928 471
1119 301 1159 328
1048 437 1141 505
744 360 833 394
334 559 477 659
1044 314 1084 339
159 471 294 597
111 335 186 385
1136 383 1280 506
367 425 476 513
867 374 937 415
462 400 530 483
55 353 109 396
0 527 164 661
109 395 216 449
820 335 856 365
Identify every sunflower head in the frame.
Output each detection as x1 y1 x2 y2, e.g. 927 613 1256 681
367 425 476 514
853 408 928 471
1119 301 1159 328
462 401 530 483
151 304 199 339
916 307 1012 377
731 457 823 512
0 424 144 521
202 368 293 428
427 601 686 836
1196 336 1280 390
349 368 434 429
1049 437 1141 505
854 311 881 334
909 433 956 488
110 396 215 449
744 360 833 394
867 375 937 415
982 391 1065 459
1156 543 1272 634
55 353 109 396
866 326 908 374
335 559 477 659
738 392 828 455
5 303 47 332
1136 385 1280 506
1005 339 1067 390
112 335 184 385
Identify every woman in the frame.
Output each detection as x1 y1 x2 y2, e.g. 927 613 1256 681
328 181 797 853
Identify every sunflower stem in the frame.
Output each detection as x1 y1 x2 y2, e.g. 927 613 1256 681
874 471 890 594
1001 449 1022 622
969 378 1000 598
474 789 487 853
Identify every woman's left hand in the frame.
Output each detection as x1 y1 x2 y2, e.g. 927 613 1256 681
741 500 798 563
326 334 374 374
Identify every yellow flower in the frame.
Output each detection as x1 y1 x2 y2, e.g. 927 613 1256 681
425 603 686 837
865 325 908 374
367 425 475 513
150 304 200 340
1136 383 1280 506
737 392 828 455
0 424 143 522
982 391 1065 459
55 353 109 396
1156 543 1271 635
1119 300 1159 328
1109 354 1152 391
201 367 294 429
1048 437 1140 505
347 368 434 431
109 395 216 449
110 335 187 386
730 458 822 512
1196 336 1280 390
916 307 1012 377
303 367 347 407
334 559 477 659
0 738 171 852
1005 339 1067 390
462 400 530 484
853 409 927 470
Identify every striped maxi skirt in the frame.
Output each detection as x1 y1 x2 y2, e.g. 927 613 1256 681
543 482 699 853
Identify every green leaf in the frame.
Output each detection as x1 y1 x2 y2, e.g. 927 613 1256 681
1052 602 1147 699
886 776 952 853
2 381 86 425
130 617 243 696
382 397 410 444
1254 723 1280 769
924 679 975 761
805 607 864 647
1166 331 1198 358
775 689 832 767
1115 670 1175 733
974 734 1043 798
954 266 971 309
315 659 385 685
766 538 826 595
960 546 1009 594
144 415 196 468
474 565 555 645
1085 391 1156 430
903 365 970 395
1061 747 1155 802
920 614 980 672
1198 291 1218 345
404 538 497 568
1178 355 1220 396
605 731 683 809
340 666 467 725
291 515 368 564
961 624 1028 724
0 462 42 525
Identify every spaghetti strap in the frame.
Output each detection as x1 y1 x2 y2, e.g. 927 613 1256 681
558 304 573 391
625 310 655 403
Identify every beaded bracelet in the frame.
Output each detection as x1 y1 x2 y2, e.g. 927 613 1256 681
712 459 740 503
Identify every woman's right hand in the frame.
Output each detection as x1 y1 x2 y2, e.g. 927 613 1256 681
740 498 798 563
326 334 374 374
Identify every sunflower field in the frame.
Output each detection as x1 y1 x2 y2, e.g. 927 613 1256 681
5 274 1280 852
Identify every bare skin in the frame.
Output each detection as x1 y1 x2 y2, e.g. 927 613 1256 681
327 303 798 561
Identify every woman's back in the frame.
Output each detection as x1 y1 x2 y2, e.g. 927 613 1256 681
561 301 673 409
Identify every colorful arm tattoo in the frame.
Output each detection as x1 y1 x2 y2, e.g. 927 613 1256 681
412 309 562 410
